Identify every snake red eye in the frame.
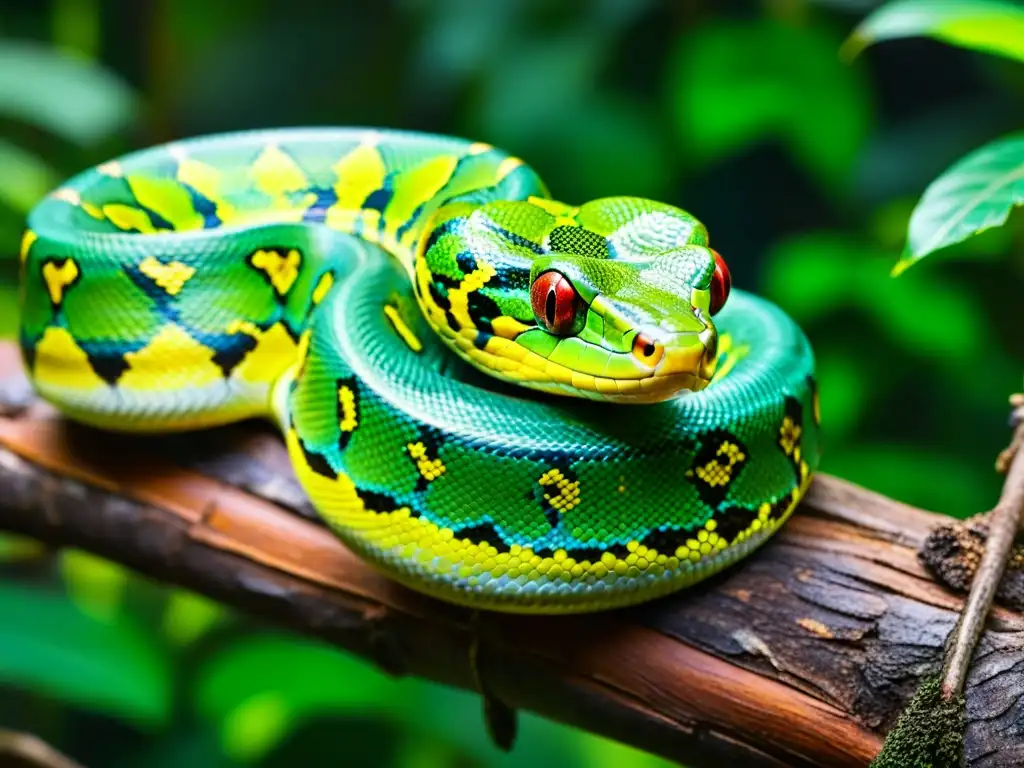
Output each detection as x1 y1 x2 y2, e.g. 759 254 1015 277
709 249 731 316
531 270 580 335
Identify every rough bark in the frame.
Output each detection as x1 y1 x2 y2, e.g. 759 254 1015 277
1 342 1022 768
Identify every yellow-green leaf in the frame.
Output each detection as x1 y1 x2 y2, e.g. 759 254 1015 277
843 0 1024 62
894 132 1024 273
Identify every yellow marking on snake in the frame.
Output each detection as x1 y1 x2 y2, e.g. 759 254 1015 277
445 259 496 331
247 144 315 221
539 469 581 513
527 196 580 227
119 325 223 390
779 416 801 457
711 333 748 382
338 386 358 432
175 156 239 223
226 321 299 385
41 259 79 305
139 257 196 296
496 156 523 180
384 304 423 352
103 204 158 233
251 144 309 197
311 272 334 305
20 231 37 264
126 176 204 231
388 155 460 248
32 327 107 390
490 315 532 340
407 441 445 482
250 249 301 295
327 141 387 232
689 441 746 487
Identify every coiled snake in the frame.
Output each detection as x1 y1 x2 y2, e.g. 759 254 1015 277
18 128 820 613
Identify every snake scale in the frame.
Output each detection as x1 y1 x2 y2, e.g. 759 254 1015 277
18 128 820 613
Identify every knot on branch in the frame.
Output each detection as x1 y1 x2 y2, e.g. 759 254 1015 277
919 519 1024 611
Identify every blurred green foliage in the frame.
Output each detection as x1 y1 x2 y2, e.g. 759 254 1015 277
0 1 1022 766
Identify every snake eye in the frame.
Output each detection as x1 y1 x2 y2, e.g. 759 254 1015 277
531 270 581 335
709 249 731 316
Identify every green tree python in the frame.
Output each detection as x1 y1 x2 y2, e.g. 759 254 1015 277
18 128 820 614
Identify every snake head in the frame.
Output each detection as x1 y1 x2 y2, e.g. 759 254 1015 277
515 243 728 403
419 196 730 404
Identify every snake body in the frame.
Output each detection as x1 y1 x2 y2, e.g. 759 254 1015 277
18 128 820 613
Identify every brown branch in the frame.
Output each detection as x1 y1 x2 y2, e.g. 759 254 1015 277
1 342 1023 768
941 395 1024 701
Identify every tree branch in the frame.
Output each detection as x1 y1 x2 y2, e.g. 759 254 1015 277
1 343 1023 768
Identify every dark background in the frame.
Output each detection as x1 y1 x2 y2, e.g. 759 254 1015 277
0 1 1021 766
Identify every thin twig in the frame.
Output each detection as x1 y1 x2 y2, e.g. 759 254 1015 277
995 394 1024 474
0 730 85 768
942 395 1024 700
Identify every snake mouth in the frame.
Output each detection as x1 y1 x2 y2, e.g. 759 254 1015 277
529 329 717 403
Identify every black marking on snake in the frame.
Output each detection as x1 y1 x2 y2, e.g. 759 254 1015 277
713 506 760 544
362 186 393 214
356 489 404 514
74 338 144 386
135 203 175 232
421 218 464 257
548 226 610 259
86 353 131 386
450 521 505 547
455 251 478 275
336 376 360 451
685 430 749 510
178 181 222 229
444 311 460 332
466 289 502 335
479 219 545 255
211 336 259 378
472 331 493 350
18 333 37 374
406 427 446 493
428 281 452 311
303 187 338 223
299 439 336 479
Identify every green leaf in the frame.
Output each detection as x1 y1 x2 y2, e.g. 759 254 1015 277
0 39 137 145
843 0 1024 63
894 132 1024 274
0 582 172 728
161 589 225 646
0 533 45 562
668 19 872 190
763 231 989 364
60 549 129 622
0 139 60 215
823 446 996 516
195 634 395 763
